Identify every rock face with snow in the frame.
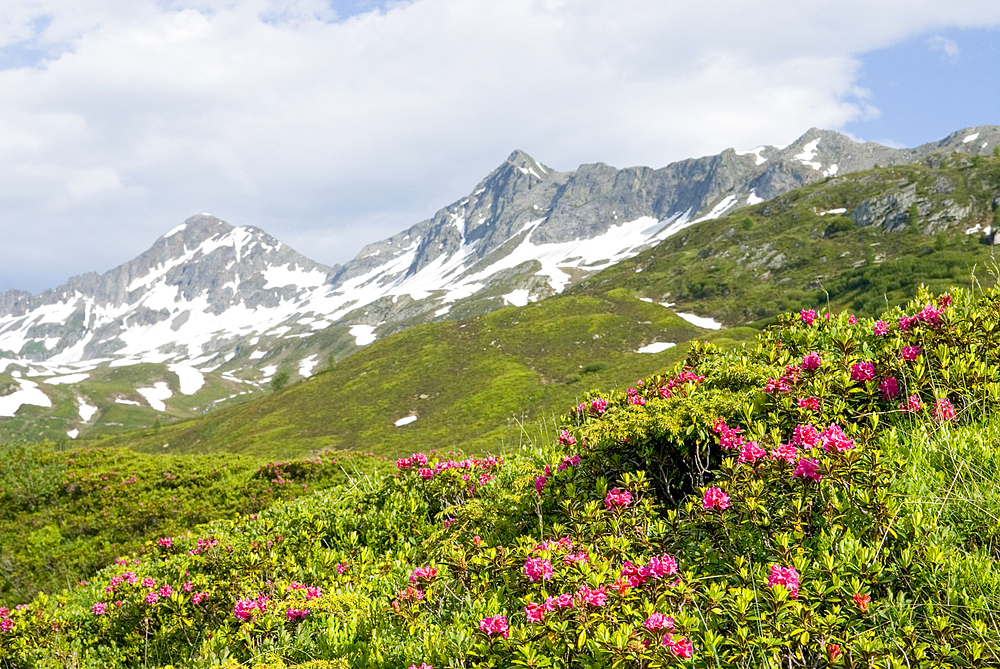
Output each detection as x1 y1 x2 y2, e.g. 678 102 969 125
1 125 998 385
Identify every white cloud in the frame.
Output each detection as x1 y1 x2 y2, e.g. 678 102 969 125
0 0 999 292
927 34 960 59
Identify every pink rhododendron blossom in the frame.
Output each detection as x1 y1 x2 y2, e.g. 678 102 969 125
145 592 159 605
737 441 766 464
873 320 888 336
142 577 155 589
605 488 632 510
336 563 350 574
410 566 438 583
157 537 172 548
663 635 694 658
92 602 106 616
563 552 588 565
793 458 822 482
879 376 900 400
408 664 433 669
933 398 957 421
544 593 573 610
901 394 922 413
713 419 744 450
848 314 857 324
702 487 730 510
575 586 607 607
0 618 11 632
534 475 547 494
192 593 208 604
523 558 553 582
558 430 577 446
286 608 310 622
850 361 876 383
644 612 675 630
798 396 821 412
590 398 608 415
793 424 821 449
770 443 798 464
524 601 546 624
182 581 193 593
800 309 816 325
305 587 322 601
768 564 800 598
158 585 173 597
644 554 678 579
821 424 854 453
557 454 581 471
620 561 647 588
801 352 822 370
900 345 921 361
478 615 509 638
418 468 434 480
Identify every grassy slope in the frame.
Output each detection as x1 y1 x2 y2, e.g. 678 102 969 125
88 293 756 459
574 153 1000 324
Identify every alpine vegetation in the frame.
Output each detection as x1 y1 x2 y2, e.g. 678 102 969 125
3 285 1000 668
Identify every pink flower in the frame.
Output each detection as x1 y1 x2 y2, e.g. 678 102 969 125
408 664 433 669
182 581 193 593
644 612 675 630
92 602 107 616
234 596 268 621
410 566 438 583
770 443 798 464
801 352 822 371
768 564 800 598
524 601 545 624
933 398 956 421
534 474 549 495
873 320 888 336
821 424 854 453
286 608 310 622
901 394 922 413
558 430 577 446
644 554 678 579
605 488 632 510
713 419 744 450
544 593 573 610
793 458 822 482
157 537 172 549
575 586 607 608
876 376 899 400
850 361 876 383
305 586 322 600
418 468 434 480
702 487 730 510
142 577 155 589
900 345 921 361
412 453 429 466
478 614 509 638
523 558 553 582
848 315 857 324
558 454 581 471
144 592 159 605
396 457 413 470
563 552 588 565
0 618 11 632
158 585 173 597
798 396 821 412
192 592 208 604
737 441 766 464
800 309 817 325
792 424 821 449
336 563 350 574
663 635 694 658
590 398 608 415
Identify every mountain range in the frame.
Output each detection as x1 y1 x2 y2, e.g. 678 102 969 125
0 124 998 441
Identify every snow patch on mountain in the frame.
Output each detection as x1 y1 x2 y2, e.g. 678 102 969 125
137 382 172 411
0 379 51 417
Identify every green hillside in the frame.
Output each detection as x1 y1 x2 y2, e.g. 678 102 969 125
3 287 1000 668
88 293 755 459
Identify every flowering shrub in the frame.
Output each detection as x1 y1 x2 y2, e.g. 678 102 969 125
2 286 1000 668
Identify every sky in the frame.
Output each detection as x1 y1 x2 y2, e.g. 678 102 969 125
1 0 999 294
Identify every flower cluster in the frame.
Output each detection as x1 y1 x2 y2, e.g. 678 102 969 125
702 487 730 510
768 565 800 599
234 594 269 622
478 614 509 638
